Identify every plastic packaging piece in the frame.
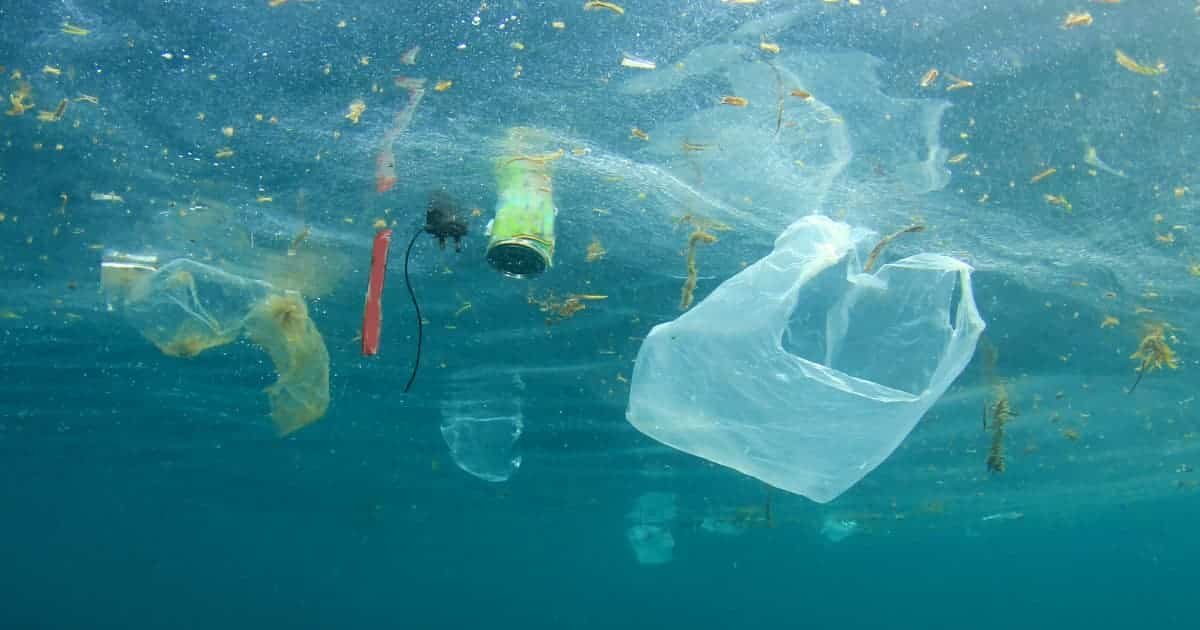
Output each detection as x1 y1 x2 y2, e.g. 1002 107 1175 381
102 255 331 436
820 516 859 543
625 492 678 565
243 293 331 436
439 393 524 482
111 258 273 358
361 229 393 357
626 215 985 503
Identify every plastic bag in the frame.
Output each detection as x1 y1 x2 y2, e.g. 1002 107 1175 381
626 216 985 503
625 492 678 566
243 293 330 436
439 373 524 482
103 255 331 436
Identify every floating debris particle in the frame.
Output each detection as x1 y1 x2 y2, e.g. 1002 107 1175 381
719 95 748 106
287 225 311 256
919 68 939 88
1061 12 1093 28
620 53 656 70
1083 143 1126 178
551 20 566 29
6 83 34 116
681 228 718 310
583 1 625 15
945 74 974 91
530 291 608 325
760 39 781 54
433 80 453 92
1030 167 1056 183
790 89 812 99
74 94 99 105
1115 49 1166 76
222 126 235 138
36 98 68 122
400 45 421 65
215 147 234 159
980 511 1024 522
863 225 925 273
1101 315 1120 329
90 192 124 203
42 65 62 76
630 127 649 141
586 237 607 262
345 99 366 123
947 153 968 164
1044 194 1073 212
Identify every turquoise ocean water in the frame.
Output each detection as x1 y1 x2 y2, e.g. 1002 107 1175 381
2 1 1198 628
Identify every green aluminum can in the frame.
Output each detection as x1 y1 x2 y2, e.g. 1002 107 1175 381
486 154 558 278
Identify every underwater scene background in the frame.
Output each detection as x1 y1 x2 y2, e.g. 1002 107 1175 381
2 1 1199 628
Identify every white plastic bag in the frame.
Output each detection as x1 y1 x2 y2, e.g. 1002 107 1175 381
626 216 985 503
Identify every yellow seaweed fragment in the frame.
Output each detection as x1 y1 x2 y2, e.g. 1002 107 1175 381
863 225 925 273
583 1 624 15
1030 167 1056 183
720 95 748 106
947 153 968 164
1061 12 1093 29
919 68 939 88
945 74 974 91
1115 49 1166 76
433 80 453 92
36 98 68 122
215 147 235 159
344 99 366 123
61 23 90 36
1044 194 1072 212
1128 323 1178 392
6 82 34 116
760 39 781 54
1100 315 1120 329
630 127 649 141
680 229 718 310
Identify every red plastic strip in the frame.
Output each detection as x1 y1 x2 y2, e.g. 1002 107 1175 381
362 229 394 356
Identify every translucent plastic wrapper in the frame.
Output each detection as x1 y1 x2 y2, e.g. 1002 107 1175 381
102 254 330 436
439 374 524 482
625 492 678 566
626 216 985 503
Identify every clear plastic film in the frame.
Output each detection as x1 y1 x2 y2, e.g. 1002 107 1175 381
626 216 985 503
102 253 330 436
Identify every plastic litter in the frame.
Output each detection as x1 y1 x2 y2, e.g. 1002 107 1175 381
625 492 678 565
439 374 524 482
820 516 859 543
626 215 985 503
102 254 330 436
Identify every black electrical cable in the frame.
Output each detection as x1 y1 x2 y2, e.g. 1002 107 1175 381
402 227 423 393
